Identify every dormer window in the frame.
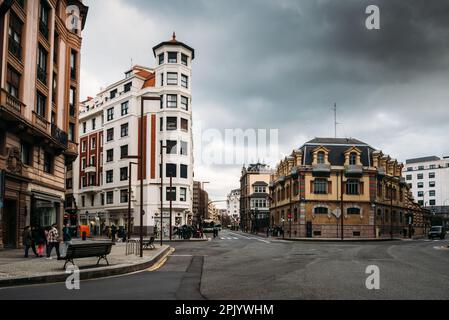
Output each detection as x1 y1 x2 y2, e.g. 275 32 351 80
317 152 325 164
168 52 177 63
349 152 357 165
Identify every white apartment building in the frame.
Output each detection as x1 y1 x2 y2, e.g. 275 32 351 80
227 189 240 223
403 156 449 208
74 34 195 237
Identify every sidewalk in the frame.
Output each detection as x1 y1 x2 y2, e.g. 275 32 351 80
0 241 170 287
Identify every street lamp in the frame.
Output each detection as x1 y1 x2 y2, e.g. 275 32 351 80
160 141 168 246
123 159 139 239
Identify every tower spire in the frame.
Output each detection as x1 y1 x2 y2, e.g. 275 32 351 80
172 31 176 41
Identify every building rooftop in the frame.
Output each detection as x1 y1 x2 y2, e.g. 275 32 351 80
304 138 368 146
405 156 441 164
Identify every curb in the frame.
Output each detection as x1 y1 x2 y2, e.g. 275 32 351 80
275 238 402 242
0 246 171 288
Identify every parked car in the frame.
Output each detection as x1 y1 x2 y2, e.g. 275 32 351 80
428 226 446 239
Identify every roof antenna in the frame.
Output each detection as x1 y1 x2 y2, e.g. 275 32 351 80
331 103 340 138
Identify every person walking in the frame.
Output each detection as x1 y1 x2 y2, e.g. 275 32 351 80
22 226 38 258
35 226 46 257
61 224 72 257
46 224 61 260
111 224 117 242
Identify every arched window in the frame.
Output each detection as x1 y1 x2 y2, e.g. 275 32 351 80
347 207 361 215
349 152 357 165
314 207 328 215
317 151 325 164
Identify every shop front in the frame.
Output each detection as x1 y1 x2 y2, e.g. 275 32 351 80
30 192 63 230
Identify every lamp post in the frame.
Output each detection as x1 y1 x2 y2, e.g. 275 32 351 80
160 141 168 246
127 161 138 238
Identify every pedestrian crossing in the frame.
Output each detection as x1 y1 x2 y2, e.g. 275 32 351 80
220 237 239 240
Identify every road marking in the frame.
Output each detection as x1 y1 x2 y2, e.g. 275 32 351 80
250 237 270 244
147 247 175 272
227 232 251 239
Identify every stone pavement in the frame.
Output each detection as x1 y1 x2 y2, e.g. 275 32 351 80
0 241 170 286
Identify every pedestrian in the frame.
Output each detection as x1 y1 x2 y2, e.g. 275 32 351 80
35 226 46 257
266 227 270 238
61 224 72 257
111 224 117 242
22 226 38 258
46 224 61 260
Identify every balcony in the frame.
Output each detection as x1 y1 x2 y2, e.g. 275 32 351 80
345 165 363 178
32 111 49 133
312 163 331 177
85 166 97 174
51 123 68 148
8 37 22 60
0 89 25 118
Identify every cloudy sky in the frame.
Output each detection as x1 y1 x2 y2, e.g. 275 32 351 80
81 0 449 208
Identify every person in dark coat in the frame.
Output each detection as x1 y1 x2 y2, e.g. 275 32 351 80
35 226 46 257
111 224 117 242
22 226 38 258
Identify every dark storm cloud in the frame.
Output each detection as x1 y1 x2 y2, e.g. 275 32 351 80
82 0 449 201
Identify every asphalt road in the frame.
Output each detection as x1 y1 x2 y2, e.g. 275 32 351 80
1 230 449 300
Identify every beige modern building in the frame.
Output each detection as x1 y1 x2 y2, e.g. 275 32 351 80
0 0 88 248
270 138 427 239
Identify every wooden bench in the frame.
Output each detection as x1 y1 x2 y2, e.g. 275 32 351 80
63 242 113 270
142 237 156 250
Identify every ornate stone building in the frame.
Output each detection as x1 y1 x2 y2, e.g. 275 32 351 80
270 138 426 239
0 0 88 248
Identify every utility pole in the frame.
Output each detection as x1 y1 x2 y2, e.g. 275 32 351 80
340 170 344 241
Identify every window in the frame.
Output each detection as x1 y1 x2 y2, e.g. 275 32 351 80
166 140 177 154
180 141 188 155
180 188 187 202
43 152 53 174
160 73 164 86
39 0 49 38
106 170 113 183
429 172 435 179
120 167 128 181
418 166 424 170
81 158 86 169
349 152 357 165
407 167 413 171
107 128 114 141
166 164 177 178
417 182 424 189
166 187 176 201
90 194 95 206
346 179 359 195
314 207 328 215
180 164 188 179
82 122 86 134
167 94 177 108
418 200 424 206
92 118 96 130
81 196 85 207
181 96 188 111
124 82 132 93
160 117 164 132
121 101 129 116
429 190 436 197
160 95 164 109
110 89 117 99
429 200 436 206
121 123 129 137
52 72 57 102
418 191 424 197
429 165 436 169
417 173 423 180
70 50 77 80
68 123 75 142
106 191 114 204
82 176 87 188
106 149 113 162
347 207 361 215
406 175 412 181
317 151 325 164
53 32 59 63
81 141 86 153
90 155 96 166
66 179 72 189
89 173 95 186
313 179 327 194
120 190 128 203
181 54 188 66
167 72 178 85
36 91 46 117
8 12 23 60
168 52 177 63
69 87 76 116
120 145 128 159
181 74 188 88
429 181 436 188
6 66 20 98
167 117 177 131
101 193 105 206
107 108 114 121
181 118 188 131
20 141 32 166
37 46 47 84
88 137 95 150
158 53 164 65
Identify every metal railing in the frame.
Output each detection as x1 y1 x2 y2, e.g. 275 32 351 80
126 239 140 256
